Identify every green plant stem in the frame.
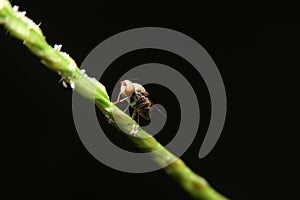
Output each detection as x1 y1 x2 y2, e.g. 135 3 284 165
0 1 229 199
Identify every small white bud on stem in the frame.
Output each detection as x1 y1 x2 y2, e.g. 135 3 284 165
54 44 62 51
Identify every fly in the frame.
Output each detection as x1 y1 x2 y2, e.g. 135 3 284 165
113 80 165 124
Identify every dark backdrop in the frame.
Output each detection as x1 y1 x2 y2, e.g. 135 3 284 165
1 1 299 199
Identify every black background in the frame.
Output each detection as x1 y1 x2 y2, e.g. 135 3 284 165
1 1 299 199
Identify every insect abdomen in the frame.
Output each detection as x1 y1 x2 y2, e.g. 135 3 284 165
130 93 152 120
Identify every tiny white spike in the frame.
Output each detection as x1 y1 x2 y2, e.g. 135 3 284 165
12 5 19 13
68 62 76 71
80 69 86 74
28 21 35 30
54 44 62 51
80 69 88 77
70 81 75 90
61 52 69 57
130 124 139 136
17 11 26 17
62 80 68 88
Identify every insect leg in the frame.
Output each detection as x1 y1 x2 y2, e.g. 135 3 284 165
131 109 137 119
119 97 129 103
113 94 129 105
112 92 122 104
123 104 129 113
134 101 149 108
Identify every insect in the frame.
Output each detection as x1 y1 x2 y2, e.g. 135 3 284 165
113 80 153 123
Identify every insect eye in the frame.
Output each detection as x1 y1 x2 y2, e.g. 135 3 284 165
125 85 135 96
